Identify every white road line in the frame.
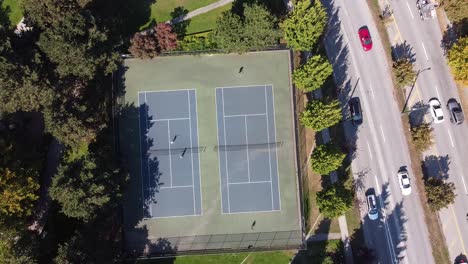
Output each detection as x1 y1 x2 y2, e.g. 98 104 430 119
367 142 373 160
380 125 386 143
435 85 441 99
421 42 429 60
460 175 468 194
406 1 414 19
447 130 455 147
369 81 375 99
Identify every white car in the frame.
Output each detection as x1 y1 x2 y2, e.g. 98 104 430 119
398 170 412 196
429 98 444 124
366 194 379 220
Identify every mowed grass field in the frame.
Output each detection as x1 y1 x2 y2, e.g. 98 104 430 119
185 3 231 35
150 0 218 23
2 0 23 25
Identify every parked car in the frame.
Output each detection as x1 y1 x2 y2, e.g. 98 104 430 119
349 97 363 125
358 26 373 51
429 98 444 124
366 193 379 220
447 98 464 125
398 169 412 196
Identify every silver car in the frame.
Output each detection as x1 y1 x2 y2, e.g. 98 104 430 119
447 98 464 125
367 194 379 220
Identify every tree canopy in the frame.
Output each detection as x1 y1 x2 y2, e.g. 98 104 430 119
293 55 333 91
316 183 353 218
282 0 327 51
212 3 280 53
424 177 456 211
448 36 467 84
311 142 346 175
411 123 433 152
392 58 416 88
300 98 342 131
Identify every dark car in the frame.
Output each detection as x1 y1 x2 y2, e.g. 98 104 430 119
447 98 464 125
358 26 373 51
349 97 363 125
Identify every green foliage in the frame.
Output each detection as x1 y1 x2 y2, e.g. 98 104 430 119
0 225 38 263
448 36 468 84
311 143 346 175
300 98 342 131
316 183 353 218
49 151 119 221
411 123 433 152
283 0 327 51
54 233 90 264
424 177 456 211
0 168 39 217
212 3 280 53
293 55 333 91
440 0 468 23
392 58 416 88
177 35 217 51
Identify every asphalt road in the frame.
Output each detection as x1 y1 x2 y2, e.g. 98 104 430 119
323 0 434 263
387 1 468 260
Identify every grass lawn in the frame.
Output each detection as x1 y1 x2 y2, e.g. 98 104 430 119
2 0 23 25
136 251 295 264
150 0 219 23
292 239 344 263
185 3 231 35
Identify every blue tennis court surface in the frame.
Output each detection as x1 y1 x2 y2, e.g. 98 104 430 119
139 89 202 218
216 85 281 214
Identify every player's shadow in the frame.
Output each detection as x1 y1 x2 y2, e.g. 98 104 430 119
421 154 451 180
170 6 191 38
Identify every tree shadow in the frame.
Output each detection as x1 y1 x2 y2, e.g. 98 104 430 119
170 6 191 38
391 41 416 63
421 155 451 180
0 0 12 29
440 18 468 54
408 100 429 127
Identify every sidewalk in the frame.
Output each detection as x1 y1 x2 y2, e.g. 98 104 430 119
168 0 234 25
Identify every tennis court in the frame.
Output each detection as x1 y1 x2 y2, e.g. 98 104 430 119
216 85 280 213
139 89 202 218
119 50 303 255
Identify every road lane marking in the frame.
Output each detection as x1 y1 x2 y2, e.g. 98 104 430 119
369 81 375 99
435 85 441 99
367 142 373 160
421 42 429 61
460 174 468 194
447 130 455 147
406 1 414 19
450 205 467 255
380 125 386 142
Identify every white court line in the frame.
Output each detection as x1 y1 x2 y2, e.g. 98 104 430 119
159 185 193 189
406 1 414 19
137 93 146 217
447 130 455 147
367 142 373 160
265 85 274 210
270 84 281 211
144 92 153 217
216 84 274 89
221 89 232 213
138 88 194 94
194 90 203 215
187 90 197 215
224 113 266 118
215 89 225 214
167 120 173 187
244 116 251 183
228 180 272 185
435 85 441 99
148 213 201 219
422 42 429 60
150 117 189 122
380 125 386 143
220 209 280 215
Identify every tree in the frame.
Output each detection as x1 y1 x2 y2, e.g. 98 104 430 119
392 58 416 88
54 233 90 264
311 142 346 175
448 36 467 84
300 98 342 131
0 168 39 218
293 55 333 92
411 123 433 152
129 31 159 59
440 0 468 23
282 0 327 51
212 3 280 53
316 183 353 218
424 177 456 211
155 23 178 52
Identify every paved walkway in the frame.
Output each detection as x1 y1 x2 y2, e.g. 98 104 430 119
168 0 234 25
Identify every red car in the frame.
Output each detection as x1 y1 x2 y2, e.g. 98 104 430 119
358 26 373 51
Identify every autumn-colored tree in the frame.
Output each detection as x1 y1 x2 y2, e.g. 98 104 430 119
155 23 178 52
448 36 467 84
129 32 159 59
0 168 39 217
